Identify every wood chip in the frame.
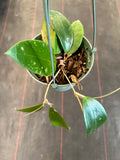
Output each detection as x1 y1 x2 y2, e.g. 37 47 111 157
69 74 80 85
82 66 86 73
77 69 82 78
67 60 73 70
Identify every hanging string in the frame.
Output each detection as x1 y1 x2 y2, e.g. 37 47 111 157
47 0 50 23
92 0 97 53
43 0 57 88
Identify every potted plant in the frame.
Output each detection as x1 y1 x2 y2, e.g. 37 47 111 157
5 10 107 136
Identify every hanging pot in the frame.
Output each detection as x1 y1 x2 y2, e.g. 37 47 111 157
28 34 94 92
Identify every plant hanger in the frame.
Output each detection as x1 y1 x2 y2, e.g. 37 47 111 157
43 0 57 88
43 0 97 88
92 0 97 53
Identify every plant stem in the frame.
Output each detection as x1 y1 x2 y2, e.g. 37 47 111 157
44 69 60 101
75 92 85 99
75 96 83 111
94 87 120 99
62 69 84 111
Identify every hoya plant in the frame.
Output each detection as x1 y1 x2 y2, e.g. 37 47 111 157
5 10 107 136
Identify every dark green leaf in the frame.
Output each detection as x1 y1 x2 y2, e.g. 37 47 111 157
5 40 56 76
49 107 70 130
82 96 107 136
50 10 73 52
15 104 43 112
67 20 84 55
42 19 61 54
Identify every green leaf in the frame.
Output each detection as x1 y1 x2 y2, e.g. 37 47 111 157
5 40 56 76
53 33 62 54
15 104 43 112
50 10 73 53
82 96 107 136
67 20 84 55
49 107 70 130
42 19 55 49
42 19 61 54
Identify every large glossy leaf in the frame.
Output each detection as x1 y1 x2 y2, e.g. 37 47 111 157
15 104 43 112
82 96 107 136
42 19 61 54
49 107 70 130
5 40 56 76
50 10 73 53
67 20 84 55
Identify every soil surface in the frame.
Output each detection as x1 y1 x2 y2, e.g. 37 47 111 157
36 44 88 85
